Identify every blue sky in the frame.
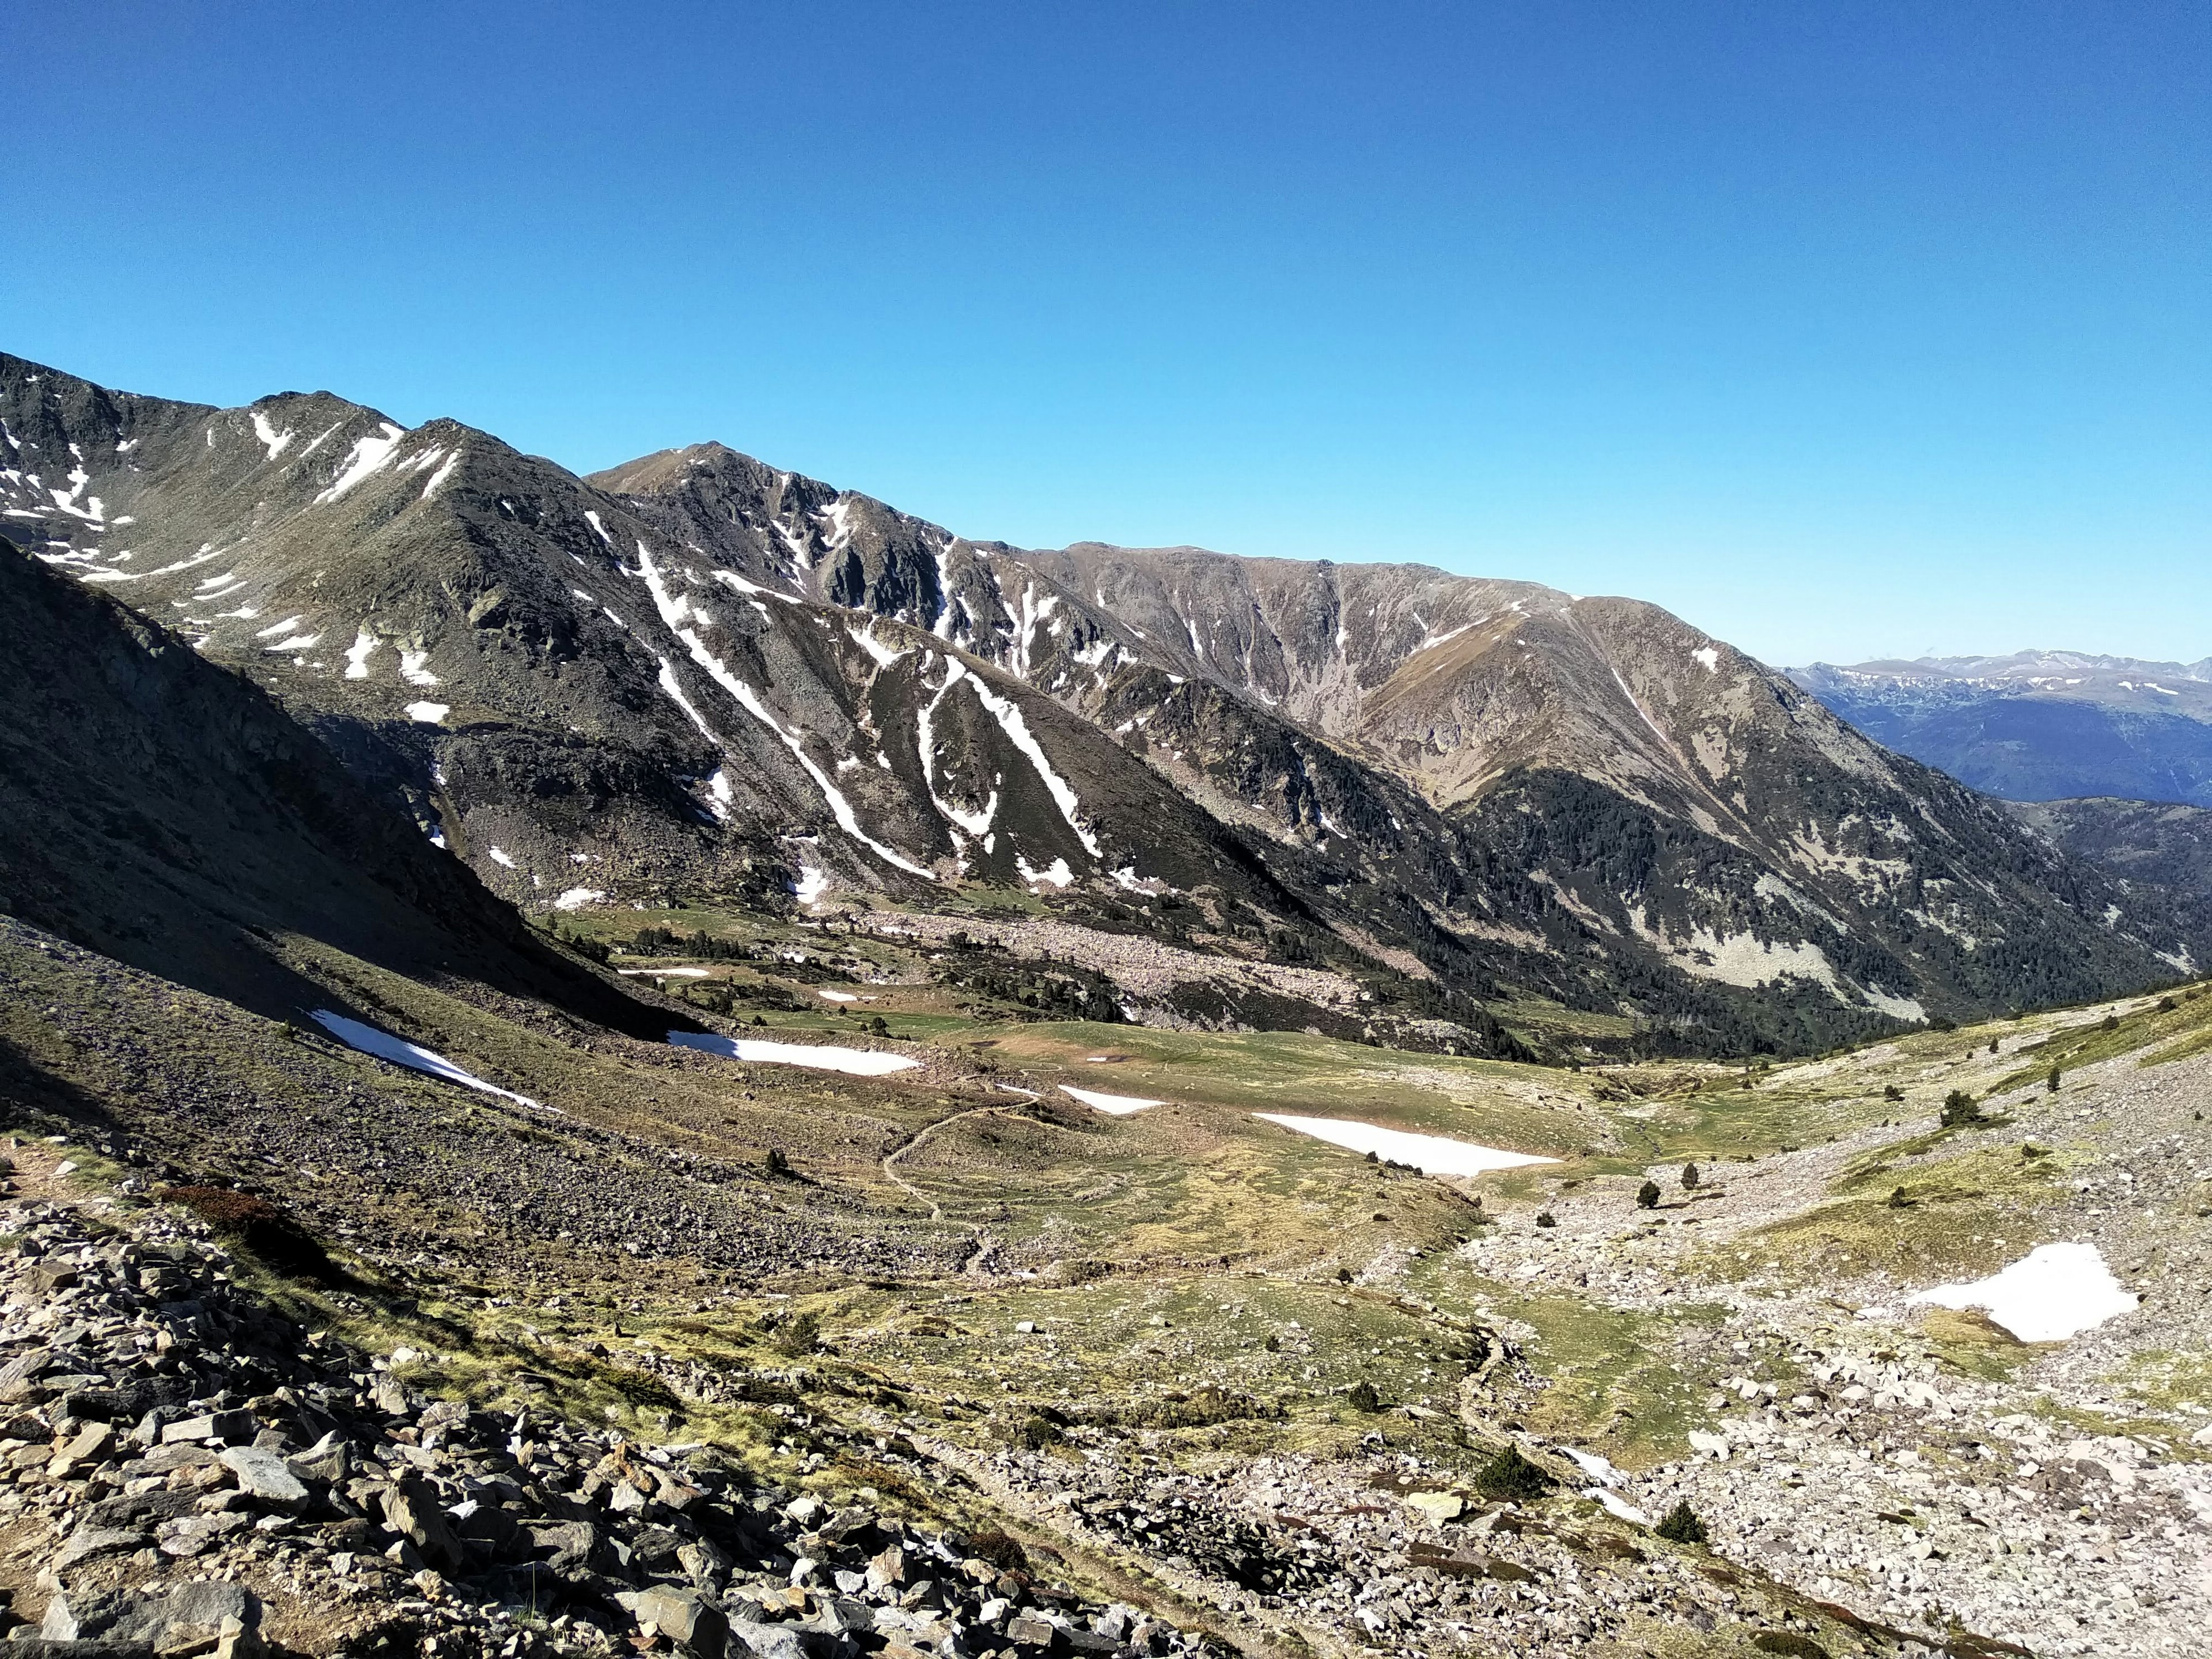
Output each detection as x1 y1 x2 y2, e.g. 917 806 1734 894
6 1 2206 666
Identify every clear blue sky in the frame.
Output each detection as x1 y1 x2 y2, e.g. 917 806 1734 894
6 1 2206 666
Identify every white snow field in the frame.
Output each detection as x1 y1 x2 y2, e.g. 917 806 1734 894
1059 1084 1164 1116
1252 1113 1557 1176
1906 1241 2137 1342
668 1031 919 1077
309 1010 540 1108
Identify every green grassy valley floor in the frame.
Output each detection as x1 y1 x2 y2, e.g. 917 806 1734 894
4 902 2209 1657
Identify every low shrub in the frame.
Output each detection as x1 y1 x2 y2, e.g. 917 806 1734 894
1474 1445 1554 1502
1654 1500 1709 1544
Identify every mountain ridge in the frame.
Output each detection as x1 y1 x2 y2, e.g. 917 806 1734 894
5 350 2197 1056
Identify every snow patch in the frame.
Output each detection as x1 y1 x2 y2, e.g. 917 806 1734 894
965 673 1100 857
1692 646 1720 674
552 888 604 911
420 450 461 499
1060 1084 1162 1116
399 650 440 687
314 422 407 503
669 1031 919 1077
343 630 378 679
710 569 800 605
310 1010 540 1108
250 411 294 461
1907 1243 2136 1343
404 701 449 724
634 543 934 878
488 846 517 868
848 622 908 669
1253 1113 1556 1176
1017 853 1074 889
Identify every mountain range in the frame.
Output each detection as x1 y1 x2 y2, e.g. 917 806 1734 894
2 351 2200 1058
1791 652 2212 808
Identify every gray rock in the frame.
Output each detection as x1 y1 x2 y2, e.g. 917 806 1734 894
43 1581 259 1652
628 1586 729 1658
54 1525 150 1569
155 1510 251 1558
381 1477 464 1570
529 1519 597 1572
814 1597 873 1637
218 1445 309 1510
285 1432 350 1484
723 1619 819 1659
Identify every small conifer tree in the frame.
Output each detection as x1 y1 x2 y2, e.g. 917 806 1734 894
1654 1500 1709 1544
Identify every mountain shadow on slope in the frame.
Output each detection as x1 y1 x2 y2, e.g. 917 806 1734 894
0 549 677 1038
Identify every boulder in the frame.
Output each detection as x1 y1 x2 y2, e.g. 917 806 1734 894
632 1586 729 1658
381 1478 465 1570
43 1581 260 1654
218 1445 309 1510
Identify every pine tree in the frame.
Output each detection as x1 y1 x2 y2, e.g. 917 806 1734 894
1655 1501 1709 1544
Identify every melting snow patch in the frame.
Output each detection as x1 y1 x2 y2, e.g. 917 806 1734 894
1252 1114 1556 1176
404 702 449 724
250 411 295 461
487 847 517 868
309 1010 540 1108
818 989 858 1002
710 569 800 605
668 1031 919 1077
1906 1243 2137 1343
634 543 934 878
1017 853 1075 889
314 422 408 503
793 863 829 906
1060 1085 1162 1116
420 451 461 499
618 967 711 979
848 622 908 669
399 650 440 687
1693 646 1720 673
1559 1448 1620 1486
552 888 604 911
343 630 378 679
965 673 1100 855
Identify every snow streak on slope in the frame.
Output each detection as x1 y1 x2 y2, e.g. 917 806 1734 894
963 666 1101 857
314 423 408 503
634 543 933 878
311 1010 541 1108
916 658 998 838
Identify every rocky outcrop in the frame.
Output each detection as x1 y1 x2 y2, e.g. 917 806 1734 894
0 1171 1212 1659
